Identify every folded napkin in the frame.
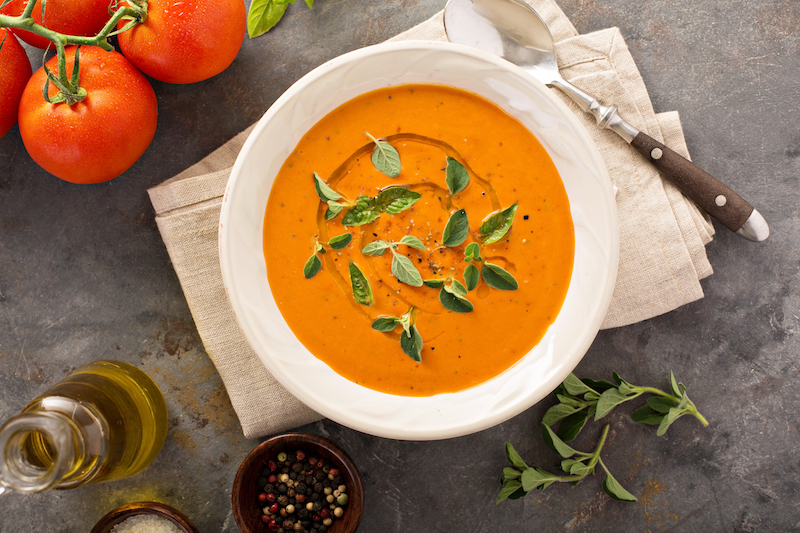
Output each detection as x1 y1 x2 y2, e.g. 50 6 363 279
148 0 714 438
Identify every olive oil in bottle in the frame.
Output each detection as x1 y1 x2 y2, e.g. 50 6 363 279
0 360 168 493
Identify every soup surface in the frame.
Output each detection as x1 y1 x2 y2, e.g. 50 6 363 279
263 84 574 396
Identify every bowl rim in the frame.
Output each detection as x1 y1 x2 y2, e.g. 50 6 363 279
90 501 198 533
231 432 364 533
219 39 619 440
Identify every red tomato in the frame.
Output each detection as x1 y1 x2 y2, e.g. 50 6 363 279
0 29 32 138
18 46 158 184
116 0 246 84
0 0 112 49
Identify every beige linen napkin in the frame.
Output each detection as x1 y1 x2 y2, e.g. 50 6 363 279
148 0 714 438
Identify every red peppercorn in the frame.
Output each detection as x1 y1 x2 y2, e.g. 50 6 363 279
319 509 330 519
296 451 305 461
328 468 340 477
316 459 325 468
308 457 317 466
295 494 306 503
313 514 321 522
258 493 268 502
268 503 279 514
268 460 278 472
268 520 280 532
266 493 277 503
261 515 270 523
268 474 278 484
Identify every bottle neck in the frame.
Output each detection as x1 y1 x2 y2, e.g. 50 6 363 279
0 411 84 493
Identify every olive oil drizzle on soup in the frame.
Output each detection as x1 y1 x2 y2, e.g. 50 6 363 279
263 84 574 396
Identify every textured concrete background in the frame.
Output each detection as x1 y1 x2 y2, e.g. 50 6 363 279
0 0 798 531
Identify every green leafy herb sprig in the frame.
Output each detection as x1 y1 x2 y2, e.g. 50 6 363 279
303 233 352 279
313 173 421 225
498 371 708 504
371 307 423 361
366 132 401 178
247 0 313 38
362 235 426 287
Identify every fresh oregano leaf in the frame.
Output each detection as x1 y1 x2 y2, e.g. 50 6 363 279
327 233 352 250
497 480 524 504
541 423 580 458
601 470 637 502
400 324 423 362
481 262 519 291
450 279 468 296
669 371 682 397
562 374 598 397
464 263 480 291
342 195 380 226
423 279 445 289
520 467 557 492
362 241 390 256
630 405 665 425
479 203 518 244
464 242 481 262
557 411 590 442
313 172 341 202
445 156 469 195
391 251 423 287
366 132 401 178
303 253 321 279
594 388 632 420
399 235 426 251
325 202 344 220
555 394 584 409
501 467 522 483
348 261 373 305
442 209 469 247
656 407 684 436
371 316 399 332
504 442 529 470
646 396 676 414
581 378 617 393
376 187 421 214
542 403 581 427
439 284 473 313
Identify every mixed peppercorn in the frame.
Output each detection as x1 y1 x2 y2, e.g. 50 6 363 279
256 449 349 532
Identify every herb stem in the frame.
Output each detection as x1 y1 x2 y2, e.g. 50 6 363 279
633 386 708 426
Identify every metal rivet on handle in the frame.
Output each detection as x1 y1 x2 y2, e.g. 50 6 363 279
715 195 727 207
650 148 663 160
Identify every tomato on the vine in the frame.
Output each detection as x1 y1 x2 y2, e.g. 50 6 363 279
0 29 32 139
18 46 158 184
116 0 246 84
0 0 112 49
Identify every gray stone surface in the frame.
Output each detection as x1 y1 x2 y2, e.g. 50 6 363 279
0 0 798 531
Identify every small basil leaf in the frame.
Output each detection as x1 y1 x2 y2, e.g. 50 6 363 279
464 263 480 291
362 241 390 256
481 262 519 291
601 471 638 502
399 235 426 251
376 187 421 215
400 324 423 362
442 209 469 247
348 261 373 305
439 285 474 313
445 156 469 195
423 279 445 289
313 172 341 202
391 252 424 287
371 316 399 332
327 233 352 250
479 203 518 244
247 0 289 37
303 253 321 279
367 133 402 177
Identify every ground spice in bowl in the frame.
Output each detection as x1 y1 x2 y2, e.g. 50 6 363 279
110 514 184 533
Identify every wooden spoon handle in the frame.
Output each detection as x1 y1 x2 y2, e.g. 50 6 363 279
631 132 753 233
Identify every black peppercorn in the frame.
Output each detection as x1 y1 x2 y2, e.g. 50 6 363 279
289 471 297 480
278 483 288 494
314 470 325 481
292 462 303 473
264 483 275 494
313 482 323 493
278 495 289 506
310 493 320 502
261 467 272 477
258 476 269 487
318 526 327 533
305 475 314 485
296 482 307 493
298 508 309 519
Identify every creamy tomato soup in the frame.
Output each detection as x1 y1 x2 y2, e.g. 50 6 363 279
263 84 574 396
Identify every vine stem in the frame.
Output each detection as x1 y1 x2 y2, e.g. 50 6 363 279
0 0 147 103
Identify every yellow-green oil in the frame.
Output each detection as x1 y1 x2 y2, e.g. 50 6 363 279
20 360 168 489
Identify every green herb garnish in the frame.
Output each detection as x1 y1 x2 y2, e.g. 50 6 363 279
327 233 352 250
479 203 518 244
439 280 473 313
348 260 373 305
498 371 708 504
442 209 469 247
464 242 481 262
341 187 421 226
247 0 314 38
366 132 401 178
481 262 518 291
371 307 422 362
361 237 425 287
303 241 324 279
445 156 469 195
463 263 480 291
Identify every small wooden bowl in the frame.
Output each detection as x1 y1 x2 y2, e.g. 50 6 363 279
232 432 364 533
90 501 199 533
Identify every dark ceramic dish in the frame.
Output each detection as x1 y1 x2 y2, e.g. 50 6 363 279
90 501 199 533
232 432 364 533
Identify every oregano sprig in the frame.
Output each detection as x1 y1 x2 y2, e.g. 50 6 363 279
302 234 352 278
371 307 423 362
348 260 373 305
362 236 425 287
445 156 469 195
424 278 473 313
341 187 421 226
366 132 401 178
479 203 518 244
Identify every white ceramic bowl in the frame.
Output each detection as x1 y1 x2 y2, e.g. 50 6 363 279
219 41 618 440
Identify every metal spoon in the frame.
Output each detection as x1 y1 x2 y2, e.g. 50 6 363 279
443 0 769 242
